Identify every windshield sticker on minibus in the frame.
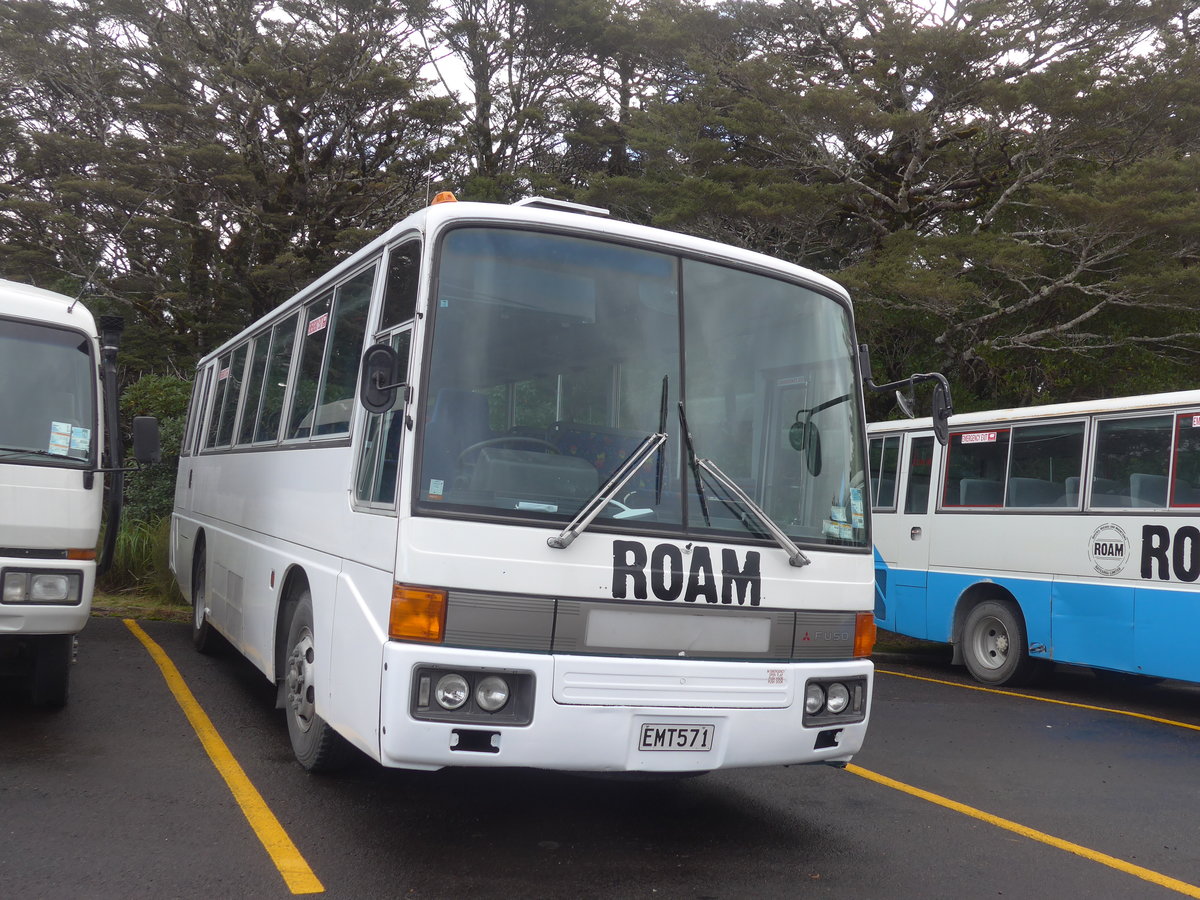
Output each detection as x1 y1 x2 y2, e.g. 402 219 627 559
48 421 72 456
428 478 444 499
69 427 91 457
307 312 329 335
961 431 997 444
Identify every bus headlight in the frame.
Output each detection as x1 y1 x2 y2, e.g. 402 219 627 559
475 675 510 712
804 683 825 715
2 570 82 604
825 682 851 714
434 674 469 710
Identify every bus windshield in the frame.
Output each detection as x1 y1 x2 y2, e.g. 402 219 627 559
0 317 95 466
418 226 866 548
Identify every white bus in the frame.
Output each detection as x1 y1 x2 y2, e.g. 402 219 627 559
869 391 1200 687
172 195 932 774
1 279 158 706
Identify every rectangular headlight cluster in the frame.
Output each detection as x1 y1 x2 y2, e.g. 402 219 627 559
2 570 83 605
802 676 869 727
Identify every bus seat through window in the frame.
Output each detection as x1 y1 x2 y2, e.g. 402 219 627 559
959 478 1003 506
1130 473 1169 507
1006 477 1064 508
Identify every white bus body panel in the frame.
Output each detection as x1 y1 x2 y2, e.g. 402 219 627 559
0 279 104 639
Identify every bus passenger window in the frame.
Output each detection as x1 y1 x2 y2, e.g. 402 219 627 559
1172 412 1200 507
287 294 333 440
315 266 375 437
1090 415 1171 508
943 429 1009 507
904 436 934 514
1005 421 1083 508
868 435 899 510
255 313 299 444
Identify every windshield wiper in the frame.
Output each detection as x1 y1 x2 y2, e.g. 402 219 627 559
677 401 811 568
696 457 812 568
546 430 667 550
0 446 68 460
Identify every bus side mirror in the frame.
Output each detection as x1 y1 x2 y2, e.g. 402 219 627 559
132 416 161 464
359 343 404 414
932 381 951 447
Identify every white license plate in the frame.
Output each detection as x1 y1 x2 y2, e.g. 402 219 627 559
638 723 715 752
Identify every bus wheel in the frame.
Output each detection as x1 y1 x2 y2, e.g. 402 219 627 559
191 547 221 654
962 599 1041 686
29 634 72 708
282 591 347 772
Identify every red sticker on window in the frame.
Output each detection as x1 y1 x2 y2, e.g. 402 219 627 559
961 431 997 444
218 367 230 381
307 313 329 336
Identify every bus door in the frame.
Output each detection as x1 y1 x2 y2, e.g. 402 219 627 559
888 433 937 639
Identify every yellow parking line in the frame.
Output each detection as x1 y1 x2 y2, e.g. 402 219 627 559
847 764 1200 897
124 619 324 895
876 668 1200 732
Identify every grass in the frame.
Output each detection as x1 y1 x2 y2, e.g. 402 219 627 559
91 590 191 623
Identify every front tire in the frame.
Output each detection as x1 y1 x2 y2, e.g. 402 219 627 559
191 546 221 654
282 591 348 772
962 599 1043 686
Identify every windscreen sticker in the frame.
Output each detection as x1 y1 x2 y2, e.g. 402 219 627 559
48 422 72 455
428 478 444 499
69 426 91 457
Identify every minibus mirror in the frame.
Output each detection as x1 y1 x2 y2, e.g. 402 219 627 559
932 381 951 446
895 389 915 418
359 343 403 414
132 416 161 464
789 419 822 476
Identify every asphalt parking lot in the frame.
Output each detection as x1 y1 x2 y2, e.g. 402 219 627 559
3 616 1198 899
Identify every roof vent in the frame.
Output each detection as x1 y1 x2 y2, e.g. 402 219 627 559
513 197 610 218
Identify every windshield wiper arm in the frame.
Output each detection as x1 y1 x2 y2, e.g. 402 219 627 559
0 446 63 460
547 430 668 550
694 457 812 569
677 401 711 526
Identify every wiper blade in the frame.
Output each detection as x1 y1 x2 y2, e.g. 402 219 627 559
695 457 811 568
0 446 64 459
547 431 668 550
677 401 710 525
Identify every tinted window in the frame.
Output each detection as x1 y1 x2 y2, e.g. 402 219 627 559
255 313 299 443
944 429 1009 507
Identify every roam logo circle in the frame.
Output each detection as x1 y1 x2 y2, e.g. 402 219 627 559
1089 523 1129 575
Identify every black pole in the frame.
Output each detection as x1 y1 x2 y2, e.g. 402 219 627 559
96 316 125 577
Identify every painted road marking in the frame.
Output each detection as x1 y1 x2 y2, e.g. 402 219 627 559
124 619 324 895
847 764 1200 898
877 668 1200 732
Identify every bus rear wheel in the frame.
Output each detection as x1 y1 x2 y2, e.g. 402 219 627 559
283 591 348 772
962 599 1042 686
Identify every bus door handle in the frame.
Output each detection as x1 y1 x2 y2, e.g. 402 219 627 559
910 527 922 541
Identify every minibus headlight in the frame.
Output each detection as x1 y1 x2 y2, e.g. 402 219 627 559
804 682 826 715
2 571 81 604
825 682 851 715
475 675 510 712
434 674 469 710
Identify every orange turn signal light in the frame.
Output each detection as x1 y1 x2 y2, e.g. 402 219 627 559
389 584 447 642
431 191 457 205
67 548 97 560
854 611 877 658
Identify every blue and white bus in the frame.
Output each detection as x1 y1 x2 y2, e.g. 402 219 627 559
868 391 1200 686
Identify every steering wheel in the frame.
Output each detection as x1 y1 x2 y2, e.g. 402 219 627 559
456 436 561 467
